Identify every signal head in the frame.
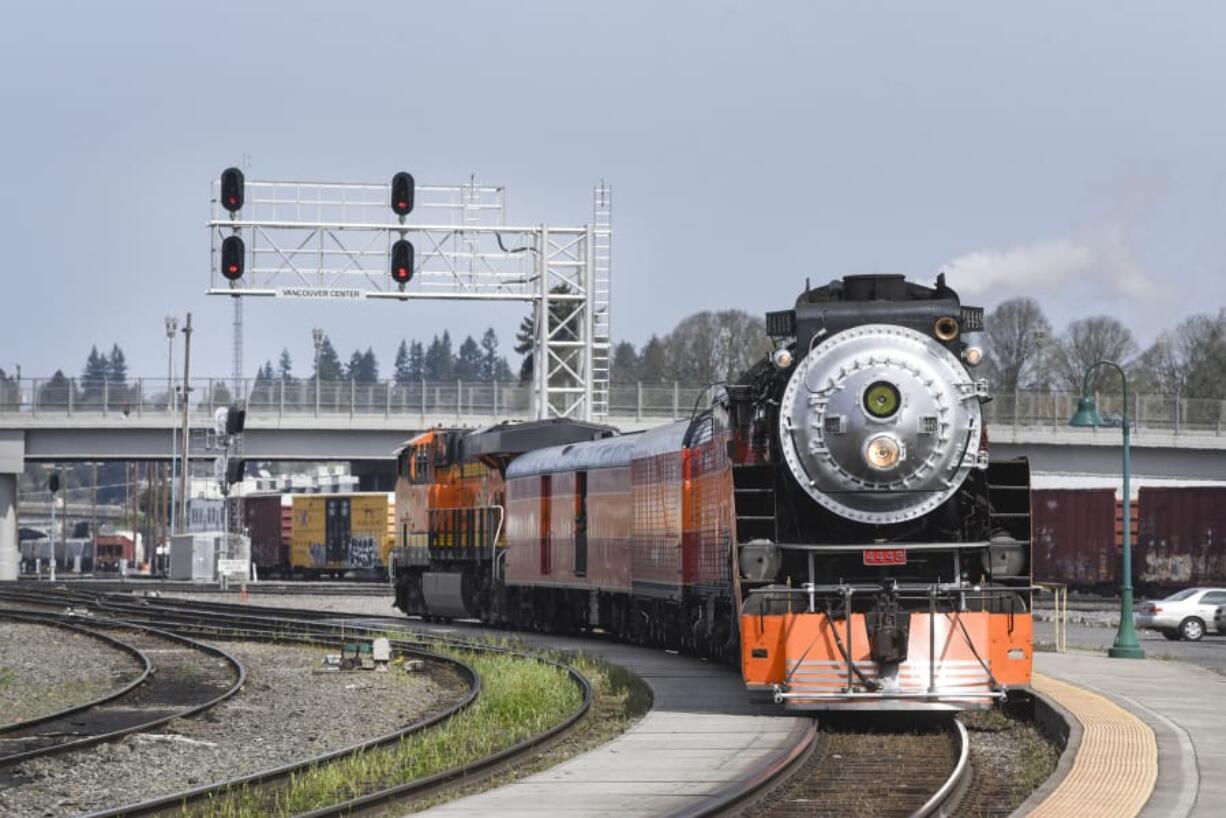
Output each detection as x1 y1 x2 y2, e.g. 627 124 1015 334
221 235 245 280
390 172 415 216
391 239 414 284
220 167 245 213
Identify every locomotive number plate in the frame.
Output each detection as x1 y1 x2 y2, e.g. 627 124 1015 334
863 548 907 566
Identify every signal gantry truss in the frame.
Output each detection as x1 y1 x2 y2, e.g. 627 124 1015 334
207 176 611 421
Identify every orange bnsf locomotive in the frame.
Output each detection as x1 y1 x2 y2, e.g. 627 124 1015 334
391 273 1033 710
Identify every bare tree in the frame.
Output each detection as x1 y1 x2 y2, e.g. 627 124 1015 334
1135 310 1226 398
984 297 1052 393
1054 315 1137 393
664 310 770 385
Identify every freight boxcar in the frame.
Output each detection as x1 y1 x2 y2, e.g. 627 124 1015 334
1031 489 1119 591
245 493 291 577
290 492 395 577
95 534 136 572
1137 487 1226 591
20 538 93 572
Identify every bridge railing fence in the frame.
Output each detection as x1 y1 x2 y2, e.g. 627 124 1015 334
2 378 1225 434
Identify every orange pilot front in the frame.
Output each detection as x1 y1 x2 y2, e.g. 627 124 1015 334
738 549 1032 711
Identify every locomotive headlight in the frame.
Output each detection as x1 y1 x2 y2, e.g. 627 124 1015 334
864 434 903 470
771 348 794 369
863 381 901 419
963 346 983 367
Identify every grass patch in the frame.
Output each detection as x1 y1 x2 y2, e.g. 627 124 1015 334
182 639 642 818
0 667 14 689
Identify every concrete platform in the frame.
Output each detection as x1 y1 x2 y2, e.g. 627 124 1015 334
1029 651 1224 818
412 635 813 817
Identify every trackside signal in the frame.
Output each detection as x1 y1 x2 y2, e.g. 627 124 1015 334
221 235 245 280
391 172 415 216
225 458 246 486
220 167 245 213
224 405 246 436
391 239 414 284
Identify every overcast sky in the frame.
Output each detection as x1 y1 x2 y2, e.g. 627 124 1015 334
3 1 1225 380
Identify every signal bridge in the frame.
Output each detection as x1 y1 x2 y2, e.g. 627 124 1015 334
209 173 613 421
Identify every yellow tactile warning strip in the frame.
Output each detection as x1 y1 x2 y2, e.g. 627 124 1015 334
1026 672 1158 818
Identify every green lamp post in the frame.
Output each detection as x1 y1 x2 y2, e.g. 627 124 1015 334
1068 361 1145 659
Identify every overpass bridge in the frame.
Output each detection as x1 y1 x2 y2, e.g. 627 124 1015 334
3 377 1226 577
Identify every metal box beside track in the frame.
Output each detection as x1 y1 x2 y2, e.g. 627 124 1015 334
169 532 219 581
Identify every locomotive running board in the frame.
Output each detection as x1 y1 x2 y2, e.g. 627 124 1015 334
773 541 994 552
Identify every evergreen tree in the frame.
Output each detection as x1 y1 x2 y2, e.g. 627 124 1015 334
108 344 128 384
514 285 577 384
82 345 107 385
514 314 535 384
456 335 483 381
314 335 343 380
278 348 293 380
493 357 513 382
346 350 364 380
480 328 511 382
251 361 276 404
408 341 425 381
424 332 454 381
360 348 378 382
639 335 668 382
38 370 72 409
393 340 412 384
611 340 640 384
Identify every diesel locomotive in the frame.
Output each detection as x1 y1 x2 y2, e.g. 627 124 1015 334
390 273 1034 710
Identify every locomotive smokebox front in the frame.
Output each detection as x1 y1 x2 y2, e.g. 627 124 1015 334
777 322 987 525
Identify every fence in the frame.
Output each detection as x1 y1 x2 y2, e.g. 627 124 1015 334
1 377 1225 432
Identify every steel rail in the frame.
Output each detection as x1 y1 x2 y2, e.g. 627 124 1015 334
0 609 246 767
912 718 972 818
0 612 152 733
81 633 481 818
55 596 592 818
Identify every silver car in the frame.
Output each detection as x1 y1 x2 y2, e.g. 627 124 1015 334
1135 587 1226 641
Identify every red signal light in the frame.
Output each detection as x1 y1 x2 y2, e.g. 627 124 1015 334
220 167 244 214
391 239 414 284
221 235 245 281
390 172 415 217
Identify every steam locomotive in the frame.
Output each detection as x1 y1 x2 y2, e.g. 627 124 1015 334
391 274 1033 710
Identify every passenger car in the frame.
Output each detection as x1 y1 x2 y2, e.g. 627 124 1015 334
1135 588 1226 641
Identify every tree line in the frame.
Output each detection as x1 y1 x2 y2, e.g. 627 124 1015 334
10 298 1223 407
983 298 1226 399
250 327 516 388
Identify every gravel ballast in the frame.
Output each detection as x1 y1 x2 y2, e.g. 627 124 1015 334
0 621 142 726
0 639 467 817
165 590 401 618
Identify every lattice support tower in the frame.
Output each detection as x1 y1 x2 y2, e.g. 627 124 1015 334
207 175 611 421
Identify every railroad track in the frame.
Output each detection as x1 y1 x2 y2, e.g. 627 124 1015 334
0 610 244 768
0 587 592 818
8 577 395 596
729 718 969 818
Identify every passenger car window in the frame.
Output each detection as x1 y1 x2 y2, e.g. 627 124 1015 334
1199 591 1226 605
1165 589 1199 602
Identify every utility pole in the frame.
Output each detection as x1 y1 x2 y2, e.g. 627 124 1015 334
177 313 193 534
90 463 97 548
166 316 178 543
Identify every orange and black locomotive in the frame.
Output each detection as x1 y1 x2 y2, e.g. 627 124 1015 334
391 273 1033 710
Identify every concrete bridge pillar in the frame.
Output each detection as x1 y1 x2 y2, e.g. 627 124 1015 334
0 432 25 581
